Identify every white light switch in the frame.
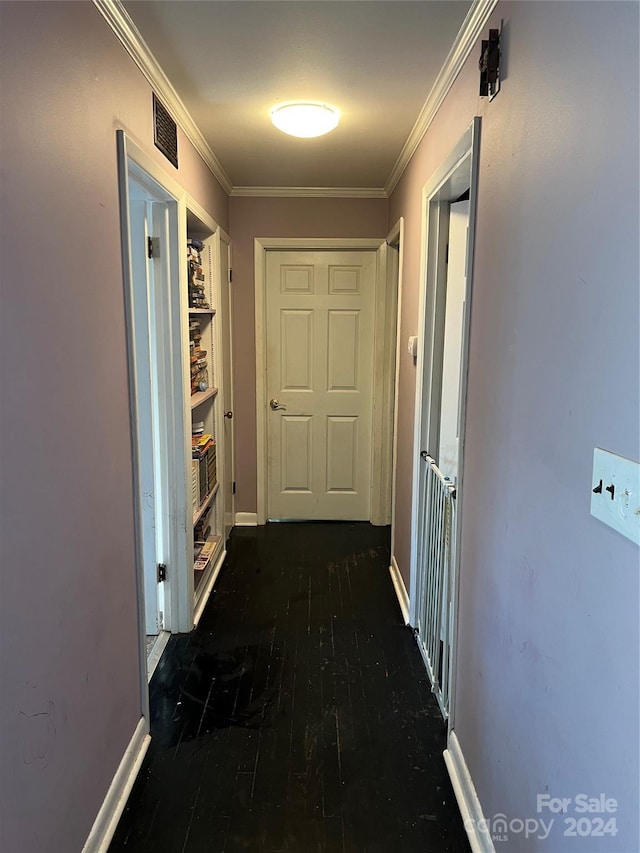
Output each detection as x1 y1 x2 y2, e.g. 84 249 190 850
590 448 640 546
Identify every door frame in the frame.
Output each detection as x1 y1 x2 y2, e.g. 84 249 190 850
409 117 481 728
386 218 405 576
117 133 191 697
217 228 235 542
254 237 393 525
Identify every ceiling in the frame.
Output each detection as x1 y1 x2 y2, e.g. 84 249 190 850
122 1 472 191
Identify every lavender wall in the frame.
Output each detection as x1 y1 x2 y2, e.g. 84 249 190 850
390 2 639 849
228 196 388 513
0 3 228 850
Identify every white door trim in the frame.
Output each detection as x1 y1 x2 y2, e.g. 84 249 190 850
387 218 404 560
370 231 402 527
117 131 183 719
255 237 386 525
119 134 232 658
218 227 235 540
408 118 481 728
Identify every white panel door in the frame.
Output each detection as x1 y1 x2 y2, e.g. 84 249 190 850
266 250 376 519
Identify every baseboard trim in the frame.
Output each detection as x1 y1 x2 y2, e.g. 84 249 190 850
82 716 150 853
444 731 495 853
235 511 258 526
389 556 410 624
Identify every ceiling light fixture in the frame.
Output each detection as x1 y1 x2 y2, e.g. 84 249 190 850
270 101 340 138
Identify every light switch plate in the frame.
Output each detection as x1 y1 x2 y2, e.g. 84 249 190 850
590 448 640 546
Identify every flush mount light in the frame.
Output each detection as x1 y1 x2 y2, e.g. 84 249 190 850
270 101 340 138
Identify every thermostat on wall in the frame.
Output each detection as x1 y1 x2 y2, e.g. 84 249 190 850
408 336 418 359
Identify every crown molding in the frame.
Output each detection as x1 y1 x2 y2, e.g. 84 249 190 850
95 0 497 201
93 0 233 195
230 186 388 199
385 0 499 196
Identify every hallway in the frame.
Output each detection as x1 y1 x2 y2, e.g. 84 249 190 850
110 523 469 852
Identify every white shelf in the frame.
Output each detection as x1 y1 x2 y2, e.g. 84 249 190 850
190 387 218 409
193 481 219 527
189 308 216 315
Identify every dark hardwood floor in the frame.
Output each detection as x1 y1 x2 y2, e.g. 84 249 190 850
110 522 470 853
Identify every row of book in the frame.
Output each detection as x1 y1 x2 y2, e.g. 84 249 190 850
192 431 217 511
194 538 217 573
194 502 212 543
189 318 209 394
187 239 210 309
194 502 214 572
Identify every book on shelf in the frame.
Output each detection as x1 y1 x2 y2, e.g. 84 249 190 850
193 537 217 572
192 434 216 506
194 523 211 543
198 456 208 503
187 240 210 309
188 317 209 393
194 505 212 541
192 433 214 456
191 461 199 511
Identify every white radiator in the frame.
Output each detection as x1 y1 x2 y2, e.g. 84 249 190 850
415 453 457 719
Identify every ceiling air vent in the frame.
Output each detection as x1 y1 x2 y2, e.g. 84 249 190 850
153 93 178 169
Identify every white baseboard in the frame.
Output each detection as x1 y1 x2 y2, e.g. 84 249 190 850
444 731 495 853
82 716 151 853
235 511 258 526
389 556 410 624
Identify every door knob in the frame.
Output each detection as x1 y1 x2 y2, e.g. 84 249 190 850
269 398 287 411
224 411 233 419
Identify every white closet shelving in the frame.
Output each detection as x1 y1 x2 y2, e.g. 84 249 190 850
183 202 230 624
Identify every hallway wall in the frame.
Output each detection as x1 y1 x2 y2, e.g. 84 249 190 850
228 195 388 514
0 3 228 851
390 1 639 849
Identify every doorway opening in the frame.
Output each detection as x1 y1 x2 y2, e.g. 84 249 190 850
410 118 481 722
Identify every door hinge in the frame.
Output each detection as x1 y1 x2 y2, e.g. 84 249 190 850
148 236 160 259
157 563 167 582
232 481 236 495
229 268 233 283
445 243 449 264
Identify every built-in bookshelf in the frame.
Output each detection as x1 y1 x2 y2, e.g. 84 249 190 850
185 206 228 617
